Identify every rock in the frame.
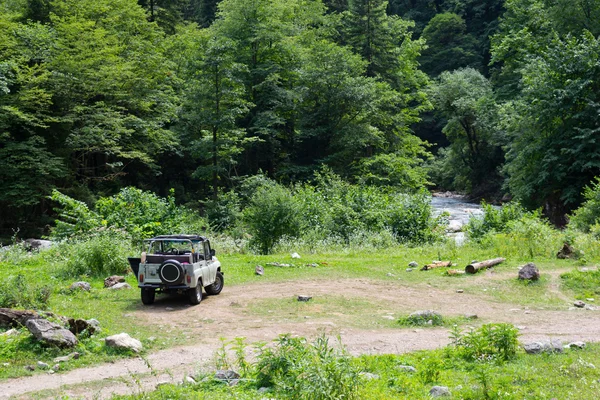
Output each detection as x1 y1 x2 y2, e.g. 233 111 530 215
386 272 394 277
574 300 586 308
25 319 78 348
523 339 563 354
406 268 414 272
185 376 196 384
258 387 269 393
165 307 175 311
456 289 464 293
108 282 131 290
360 372 379 380
2 363 9 367
52 364 60 371
255 265 264 276
104 275 125 288
587 298 595 302
47 369 55 375
104 333 143 353
557 243 575 259
585 304 597 310
408 261 418 268
1 328 17 336
24 239 53 251
291 252 301 259
518 263 540 281
297 295 312 302
447 220 463 233
567 341 586 349
68 318 100 335
25 365 36 371
215 370 240 381
464 313 478 320
37 361 49 369
53 352 80 363
430 386 451 397
398 365 417 373
409 310 441 320
69 281 91 291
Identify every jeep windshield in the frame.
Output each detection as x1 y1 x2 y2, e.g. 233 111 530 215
147 239 198 255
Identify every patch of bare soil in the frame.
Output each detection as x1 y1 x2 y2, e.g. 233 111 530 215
2 276 600 399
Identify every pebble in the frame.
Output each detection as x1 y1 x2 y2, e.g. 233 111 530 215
297 295 312 302
408 261 418 268
165 307 175 311
406 268 414 272
456 289 464 293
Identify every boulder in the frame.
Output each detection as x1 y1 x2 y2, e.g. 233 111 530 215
408 261 418 268
297 295 312 302
68 318 100 335
523 339 563 354
430 386 451 397
518 263 540 281
25 319 78 348
446 220 463 233
69 281 91 291
105 333 143 353
574 300 586 308
0 308 39 329
557 243 575 259
104 275 125 288
215 370 240 381
255 265 264 276
107 282 131 290
291 252 301 259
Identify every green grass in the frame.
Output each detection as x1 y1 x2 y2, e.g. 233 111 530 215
560 268 600 300
0 235 598 381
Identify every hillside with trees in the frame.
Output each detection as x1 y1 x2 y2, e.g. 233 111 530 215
1 0 600 235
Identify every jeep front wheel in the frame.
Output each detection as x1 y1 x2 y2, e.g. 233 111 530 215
141 288 155 305
205 272 224 295
188 283 202 305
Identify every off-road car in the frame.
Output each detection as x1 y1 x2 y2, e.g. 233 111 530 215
127 235 223 305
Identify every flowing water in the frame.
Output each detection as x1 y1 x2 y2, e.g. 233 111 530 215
430 195 488 245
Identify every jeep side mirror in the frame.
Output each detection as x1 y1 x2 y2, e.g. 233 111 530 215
210 249 216 257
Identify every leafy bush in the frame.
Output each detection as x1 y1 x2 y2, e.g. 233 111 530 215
255 335 360 400
244 184 303 254
0 274 51 309
60 229 134 277
570 177 600 233
51 188 208 242
466 202 528 240
398 311 444 326
204 190 242 232
450 323 520 363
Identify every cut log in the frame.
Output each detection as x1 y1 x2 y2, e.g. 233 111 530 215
421 261 452 271
446 269 466 276
465 258 506 274
0 308 39 328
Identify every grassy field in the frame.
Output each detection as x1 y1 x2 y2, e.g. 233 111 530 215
1 236 600 398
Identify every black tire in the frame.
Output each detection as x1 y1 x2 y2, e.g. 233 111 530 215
188 282 202 305
205 272 224 295
158 260 185 285
141 288 155 305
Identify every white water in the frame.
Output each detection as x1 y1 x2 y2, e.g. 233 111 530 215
430 196 487 245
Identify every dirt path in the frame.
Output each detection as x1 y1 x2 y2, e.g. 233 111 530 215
2 277 600 399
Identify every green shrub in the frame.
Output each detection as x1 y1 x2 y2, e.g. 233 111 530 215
570 177 600 233
450 323 520 363
244 184 303 254
60 230 134 277
204 190 242 232
49 190 103 240
255 335 360 400
0 274 51 309
398 311 444 326
466 202 528 240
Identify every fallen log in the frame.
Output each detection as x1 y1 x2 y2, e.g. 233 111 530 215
465 258 506 274
0 308 39 328
421 261 452 271
446 269 466 276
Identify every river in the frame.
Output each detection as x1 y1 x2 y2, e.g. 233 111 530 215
430 195 487 245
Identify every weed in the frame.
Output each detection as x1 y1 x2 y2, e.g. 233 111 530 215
450 323 520 363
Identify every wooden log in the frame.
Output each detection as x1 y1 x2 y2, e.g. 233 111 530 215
421 261 452 271
465 258 506 274
0 308 39 328
446 269 465 276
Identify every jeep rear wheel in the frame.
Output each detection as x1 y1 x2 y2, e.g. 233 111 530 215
205 272 224 295
188 283 202 305
141 288 155 305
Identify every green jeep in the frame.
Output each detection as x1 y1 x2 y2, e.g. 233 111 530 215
128 235 223 305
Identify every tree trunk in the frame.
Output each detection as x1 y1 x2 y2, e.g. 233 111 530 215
465 258 506 274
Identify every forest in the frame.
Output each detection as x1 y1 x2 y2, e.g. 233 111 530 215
1 0 600 237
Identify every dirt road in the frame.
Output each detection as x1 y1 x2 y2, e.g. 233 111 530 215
2 277 599 399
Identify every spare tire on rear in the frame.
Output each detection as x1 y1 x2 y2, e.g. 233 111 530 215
158 260 185 285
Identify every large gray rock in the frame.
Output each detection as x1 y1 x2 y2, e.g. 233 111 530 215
105 333 143 353
518 263 540 281
430 386 451 397
70 281 91 291
104 275 125 288
523 339 563 354
25 319 78 348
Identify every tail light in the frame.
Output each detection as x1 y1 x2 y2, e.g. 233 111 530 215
186 275 191 284
139 274 144 283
